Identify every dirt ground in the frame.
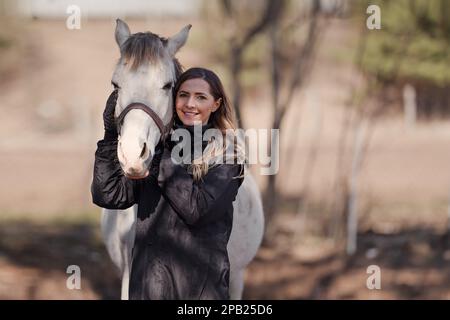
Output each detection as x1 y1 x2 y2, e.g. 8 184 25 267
1 217 450 299
1 18 450 299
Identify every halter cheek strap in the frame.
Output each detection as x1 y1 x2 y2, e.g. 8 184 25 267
115 102 173 141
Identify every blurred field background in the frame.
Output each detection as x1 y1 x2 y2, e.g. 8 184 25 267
1 0 450 299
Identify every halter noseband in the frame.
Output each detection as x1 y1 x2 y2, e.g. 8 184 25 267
115 102 172 141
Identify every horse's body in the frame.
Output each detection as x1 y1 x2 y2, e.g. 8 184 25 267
100 19 264 300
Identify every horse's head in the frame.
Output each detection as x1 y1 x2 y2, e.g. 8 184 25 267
112 19 190 179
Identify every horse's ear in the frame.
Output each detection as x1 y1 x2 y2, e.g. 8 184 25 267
115 18 131 51
166 24 192 57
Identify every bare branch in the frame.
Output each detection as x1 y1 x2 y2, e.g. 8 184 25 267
225 0 285 128
220 0 233 17
278 0 321 122
241 0 285 49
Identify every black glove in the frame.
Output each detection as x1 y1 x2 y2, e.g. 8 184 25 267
149 141 164 180
103 89 119 141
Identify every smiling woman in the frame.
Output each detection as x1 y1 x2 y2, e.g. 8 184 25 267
91 19 264 301
93 66 247 300
175 78 221 126
173 67 234 132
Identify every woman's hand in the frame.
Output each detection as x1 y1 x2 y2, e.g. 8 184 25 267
149 141 164 180
103 89 119 141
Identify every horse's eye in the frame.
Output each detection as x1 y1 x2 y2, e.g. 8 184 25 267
111 81 120 89
162 82 173 91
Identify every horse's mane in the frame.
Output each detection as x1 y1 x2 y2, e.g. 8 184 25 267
121 32 183 78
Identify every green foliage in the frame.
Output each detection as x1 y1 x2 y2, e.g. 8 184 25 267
357 0 450 86
0 36 11 48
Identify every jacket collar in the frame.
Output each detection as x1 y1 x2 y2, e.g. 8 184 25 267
168 118 214 155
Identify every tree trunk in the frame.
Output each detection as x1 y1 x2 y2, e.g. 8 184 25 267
346 118 367 255
231 46 244 128
403 83 417 129
264 116 281 223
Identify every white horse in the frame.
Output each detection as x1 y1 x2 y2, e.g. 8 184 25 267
101 19 264 300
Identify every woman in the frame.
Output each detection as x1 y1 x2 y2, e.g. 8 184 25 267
91 67 244 300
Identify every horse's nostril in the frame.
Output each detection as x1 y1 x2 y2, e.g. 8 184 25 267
140 142 147 159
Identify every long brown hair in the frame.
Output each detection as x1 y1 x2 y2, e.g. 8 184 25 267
173 68 244 181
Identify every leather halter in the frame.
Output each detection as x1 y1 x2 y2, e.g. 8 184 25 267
115 102 172 141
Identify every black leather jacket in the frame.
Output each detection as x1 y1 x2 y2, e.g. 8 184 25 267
91 128 243 300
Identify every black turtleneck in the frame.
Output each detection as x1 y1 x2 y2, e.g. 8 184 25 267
170 118 214 162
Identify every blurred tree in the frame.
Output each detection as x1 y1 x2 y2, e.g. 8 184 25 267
202 0 340 241
265 0 322 228
331 1 416 255
337 0 450 255
359 0 450 119
202 0 284 128
0 2 23 84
